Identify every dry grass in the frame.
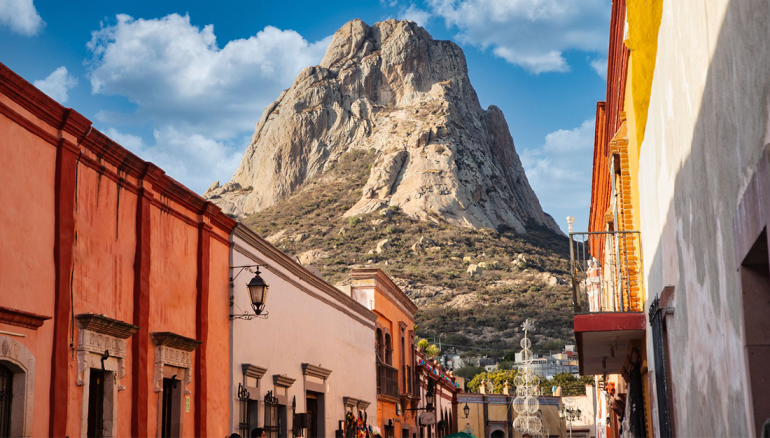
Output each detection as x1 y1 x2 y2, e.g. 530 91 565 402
244 150 575 356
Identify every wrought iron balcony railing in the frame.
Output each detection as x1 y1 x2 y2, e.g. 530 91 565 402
569 231 643 313
377 362 399 398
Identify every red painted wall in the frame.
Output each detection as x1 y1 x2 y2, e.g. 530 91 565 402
0 62 236 436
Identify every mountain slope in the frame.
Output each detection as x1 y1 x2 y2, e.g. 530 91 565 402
206 19 573 354
205 18 559 234
242 149 574 353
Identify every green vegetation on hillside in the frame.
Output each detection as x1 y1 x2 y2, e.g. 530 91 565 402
244 150 575 356
467 371 594 396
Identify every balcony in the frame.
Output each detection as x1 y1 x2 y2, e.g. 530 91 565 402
569 231 646 375
377 362 399 399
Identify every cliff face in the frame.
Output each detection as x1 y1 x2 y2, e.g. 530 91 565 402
205 19 559 233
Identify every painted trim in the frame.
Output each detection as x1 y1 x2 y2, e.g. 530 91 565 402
131 187 152 438
233 224 377 323
574 312 646 332
243 364 268 380
0 306 51 330
0 62 237 236
195 223 211 437
50 137 77 437
74 313 139 338
273 374 296 388
351 268 418 316
302 363 333 380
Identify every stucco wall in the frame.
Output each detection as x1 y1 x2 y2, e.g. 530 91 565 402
639 0 770 436
0 63 236 437
231 229 377 437
0 100 57 437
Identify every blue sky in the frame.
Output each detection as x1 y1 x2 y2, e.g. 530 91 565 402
0 0 610 233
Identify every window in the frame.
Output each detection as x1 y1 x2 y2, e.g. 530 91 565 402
0 363 12 437
376 329 384 362
248 400 259 433
385 334 393 365
401 336 406 391
265 393 279 438
740 229 770 435
650 292 674 438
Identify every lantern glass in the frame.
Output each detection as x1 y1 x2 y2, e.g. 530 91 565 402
247 271 269 314
426 390 434 406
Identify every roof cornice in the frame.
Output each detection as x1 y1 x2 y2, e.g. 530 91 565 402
351 268 418 315
233 224 377 324
0 62 236 235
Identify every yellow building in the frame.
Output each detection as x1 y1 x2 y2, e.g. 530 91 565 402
570 0 663 437
456 393 563 438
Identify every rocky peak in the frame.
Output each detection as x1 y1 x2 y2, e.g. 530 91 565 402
205 19 560 234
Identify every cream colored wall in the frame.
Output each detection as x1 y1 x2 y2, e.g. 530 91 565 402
231 233 377 436
638 0 767 435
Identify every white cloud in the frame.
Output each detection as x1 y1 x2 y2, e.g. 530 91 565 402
0 0 44 36
104 127 244 193
521 118 595 230
87 13 331 140
590 57 608 80
426 0 609 74
399 5 432 27
33 66 78 103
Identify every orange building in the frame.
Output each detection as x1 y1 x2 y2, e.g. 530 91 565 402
349 269 419 438
0 63 236 436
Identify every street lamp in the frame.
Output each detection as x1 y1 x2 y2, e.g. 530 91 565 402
463 403 470 419
559 405 582 438
230 265 271 319
426 390 434 407
246 268 269 315
405 381 435 412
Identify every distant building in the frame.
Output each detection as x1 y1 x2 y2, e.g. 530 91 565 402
513 350 579 379
458 392 563 438
350 269 420 438
415 351 461 438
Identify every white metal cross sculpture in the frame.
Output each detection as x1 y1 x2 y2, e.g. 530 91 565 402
512 319 547 437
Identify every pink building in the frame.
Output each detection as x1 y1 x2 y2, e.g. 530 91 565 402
229 224 378 437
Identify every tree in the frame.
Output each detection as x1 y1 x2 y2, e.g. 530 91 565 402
454 366 484 380
539 373 594 396
425 344 440 358
417 338 429 352
467 370 518 394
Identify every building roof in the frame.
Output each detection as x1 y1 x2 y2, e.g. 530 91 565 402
0 62 236 235
351 268 419 316
233 224 378 326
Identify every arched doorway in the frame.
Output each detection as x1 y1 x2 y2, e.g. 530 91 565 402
490 430 505 438
0 363 12 437
0 336 35 437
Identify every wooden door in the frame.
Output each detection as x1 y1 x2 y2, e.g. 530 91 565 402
306 395 318 438
87 369 105 438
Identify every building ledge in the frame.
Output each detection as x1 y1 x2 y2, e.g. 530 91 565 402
575 312 646 375
0 305 51 330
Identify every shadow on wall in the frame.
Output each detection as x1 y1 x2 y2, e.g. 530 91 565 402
643 0 770 436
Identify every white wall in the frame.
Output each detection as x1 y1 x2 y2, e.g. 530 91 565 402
639 0 770 436
230 227 377 436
